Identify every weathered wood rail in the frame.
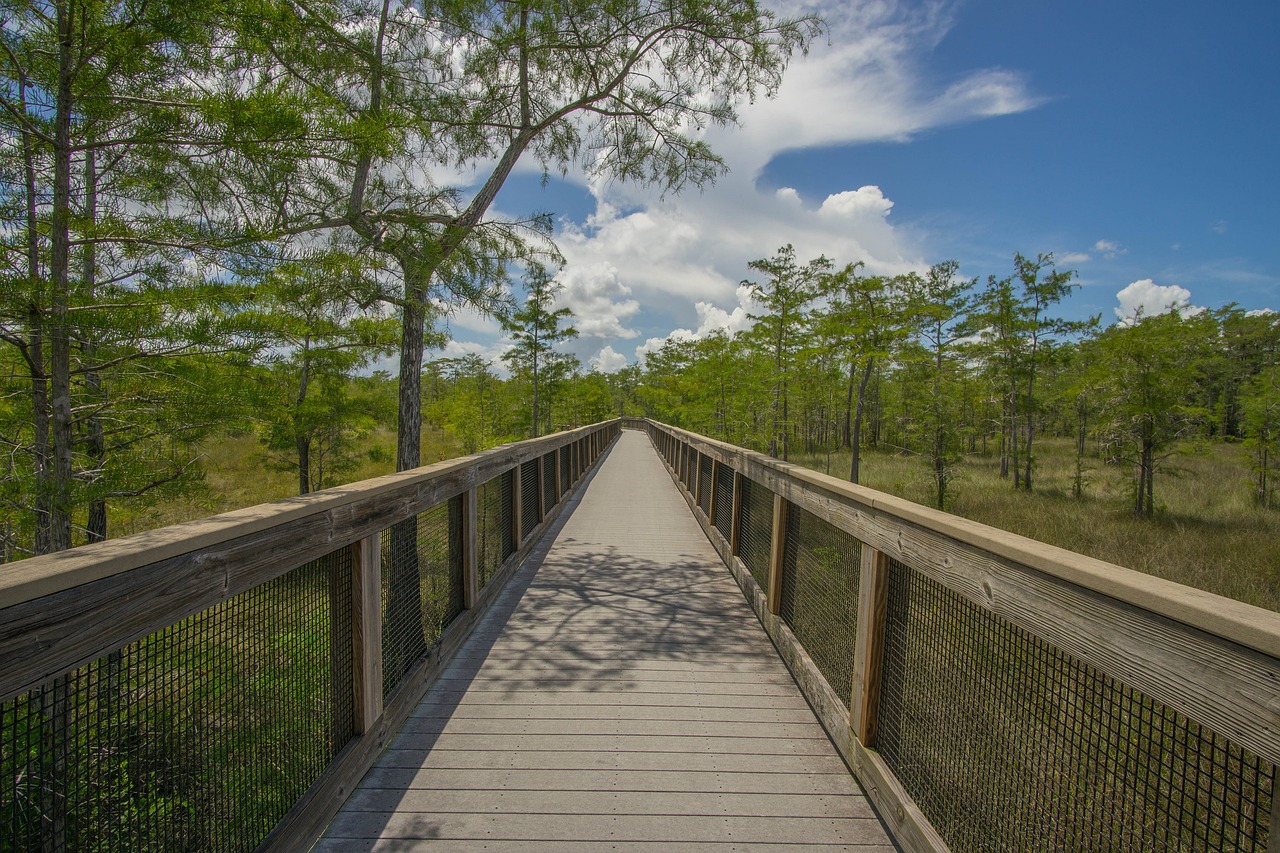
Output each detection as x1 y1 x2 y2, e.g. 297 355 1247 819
635 417 1280 852
0 421 619 852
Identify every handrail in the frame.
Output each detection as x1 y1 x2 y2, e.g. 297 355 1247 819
0 420 622 852
637 417 1279 853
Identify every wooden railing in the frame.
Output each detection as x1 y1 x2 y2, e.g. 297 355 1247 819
0 420 620 852
634 418 1280 853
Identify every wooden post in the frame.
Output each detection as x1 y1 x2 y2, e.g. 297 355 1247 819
852 546 891 746
767 494 788 615
729 471 744 556
707 460 720 525
554 447 563 504
462 487 479 609
693 452 704 508
537 454 546 522
511 464 524 548
350 532 382 734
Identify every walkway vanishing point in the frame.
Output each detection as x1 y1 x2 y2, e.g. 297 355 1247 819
3 419 1276 852
317 429 898 851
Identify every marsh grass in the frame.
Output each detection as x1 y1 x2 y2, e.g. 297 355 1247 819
110 427 462 538
796 439 1280 612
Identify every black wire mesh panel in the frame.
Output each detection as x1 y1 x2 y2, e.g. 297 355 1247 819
559 447 570 494
1 551 354 853
779 503 860 705
713 463 735 541
877 559 1275 852
736 477 773 593
477 470 515 589
381 500 464 697
542 452 557 514
698 455 714 515
684 448 696 491
519 459 540 541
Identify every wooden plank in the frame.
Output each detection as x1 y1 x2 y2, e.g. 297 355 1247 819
729 471 744 557
511 464 524 548
651 420 1280 661
462 488 479 609
263 439 594 852
767 494 787 616
318 431 895 852
851 547 890 747
537 452 547 522
646 421 1280 768
848 741 949 853
351 532 383 735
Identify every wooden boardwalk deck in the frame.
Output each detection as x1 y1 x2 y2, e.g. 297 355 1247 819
315 430 897 851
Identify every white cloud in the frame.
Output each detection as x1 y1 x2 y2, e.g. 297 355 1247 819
818 186 895 220
1211 219 1229 234
499 1 1044 355
553 262 641 340
590 345 628 373
1114 279 1203 323
1059 252 1091 264
1094 239 1127 260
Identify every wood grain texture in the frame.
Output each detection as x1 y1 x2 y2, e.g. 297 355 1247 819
263 426 617 853
648 421 1280 660
352 533 383 735
767 494 787 616
852 547 890 748
0 423 619 703
657 448 945 853
462 487 479 609
643 421 1280 767
317 430 895 851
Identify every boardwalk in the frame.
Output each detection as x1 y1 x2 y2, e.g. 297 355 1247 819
316 430 897 851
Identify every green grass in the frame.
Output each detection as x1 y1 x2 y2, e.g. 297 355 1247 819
795 439 1280 612
110 427 462 538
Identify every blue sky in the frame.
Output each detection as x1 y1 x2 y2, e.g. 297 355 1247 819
440 0 1280 373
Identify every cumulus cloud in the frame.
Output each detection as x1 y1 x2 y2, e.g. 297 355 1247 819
1059 252 1091 264
489 1 1044 357
1094 239 1127 260
553 262 640 340
590 345 628 373
1114 279 1203 323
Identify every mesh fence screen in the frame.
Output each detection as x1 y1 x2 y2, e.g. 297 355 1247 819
559 447 570 493
542 452 557 515
520 460 540 541
877 558 1275 852
381 501 464 697
713 464 734 541
478 471 515 589
1 552 354 853
736 477 773 593
779 504 860 705
698 455 713 515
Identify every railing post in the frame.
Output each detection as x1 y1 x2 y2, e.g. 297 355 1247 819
537 453 546 521
350 532 382 734
462 487 479 608
511 464 524 548
767 494 788 615
693 452 704 509
554 447 563 503
852 546 891 746
729 471 743 555
707 460 720 524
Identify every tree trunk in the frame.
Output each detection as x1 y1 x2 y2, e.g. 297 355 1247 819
21 69 53 555
82 150 108 543
296 337 312 494
47 0 76 554
849 357 873 484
